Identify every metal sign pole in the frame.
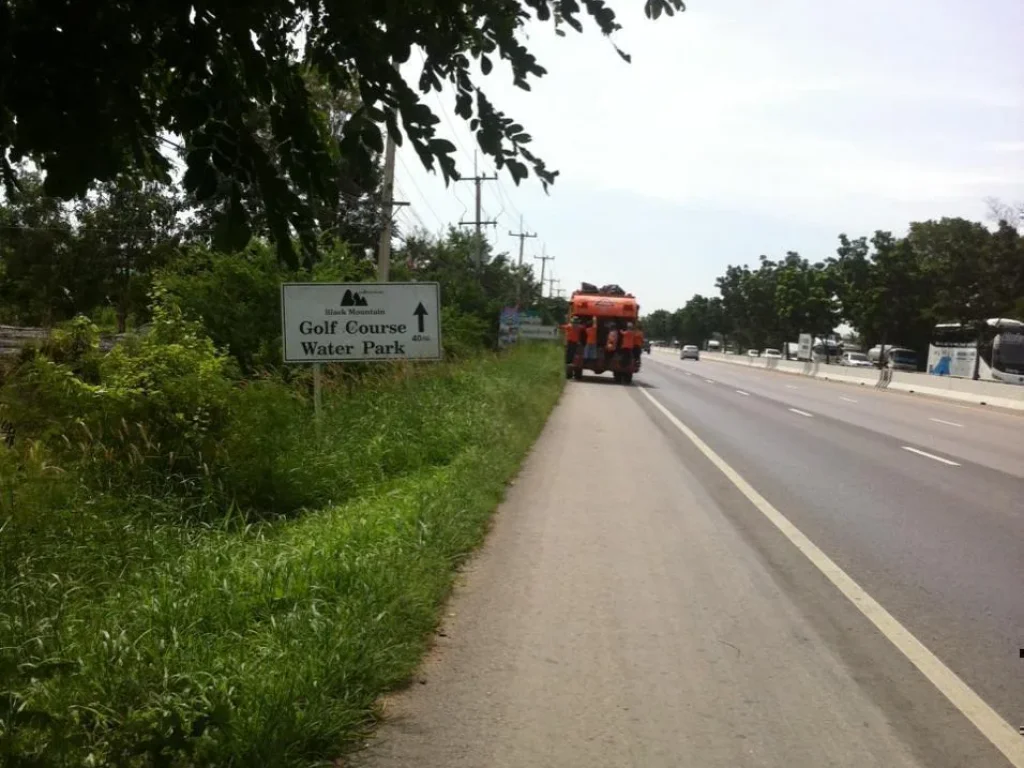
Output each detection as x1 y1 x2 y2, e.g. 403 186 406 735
313 362 323 439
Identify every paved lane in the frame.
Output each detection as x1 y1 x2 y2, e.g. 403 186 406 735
651 348 1024 477
643 356 1024 733
354 374 1021 767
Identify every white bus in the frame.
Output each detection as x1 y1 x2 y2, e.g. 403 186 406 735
928 318 1024 385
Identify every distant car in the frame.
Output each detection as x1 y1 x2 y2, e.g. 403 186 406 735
840 351 873 368
680 344 700 360
763 348 782 359
643 340 651 354
747 349 760 357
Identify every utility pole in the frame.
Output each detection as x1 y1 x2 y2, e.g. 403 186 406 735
509 215 537 267
534 248 554 298
458 152 497 268
376 110 408 282
546 276 559 298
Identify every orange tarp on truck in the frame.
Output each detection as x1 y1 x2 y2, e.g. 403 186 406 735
569 294 639 320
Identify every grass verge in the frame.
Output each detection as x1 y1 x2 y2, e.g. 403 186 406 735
0 344 564 766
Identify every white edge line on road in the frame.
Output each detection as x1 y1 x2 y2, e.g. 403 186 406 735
785 384 799 389
902 446 961 466
929 417 964 428
839 396 858 403
788 407 814 417
704 379 715 384
637 388 1024 766
735 390 750 396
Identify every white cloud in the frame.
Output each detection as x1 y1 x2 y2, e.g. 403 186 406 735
392 0 1024 308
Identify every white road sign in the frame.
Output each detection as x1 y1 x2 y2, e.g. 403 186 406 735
517 324 561 340
281 282 442 362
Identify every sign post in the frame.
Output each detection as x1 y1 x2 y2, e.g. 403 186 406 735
313 361 323 438
281 282 443 431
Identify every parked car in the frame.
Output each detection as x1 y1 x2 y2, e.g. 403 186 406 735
763 348 782 359
747 349 760 357
840 351 873 368
680 344 700 361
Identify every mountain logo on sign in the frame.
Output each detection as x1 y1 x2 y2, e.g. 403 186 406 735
340 289 368 307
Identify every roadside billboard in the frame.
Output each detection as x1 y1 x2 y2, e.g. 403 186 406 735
927 343 977 379
798 333 813 361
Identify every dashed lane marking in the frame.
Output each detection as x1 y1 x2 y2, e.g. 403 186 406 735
638 388 1024 767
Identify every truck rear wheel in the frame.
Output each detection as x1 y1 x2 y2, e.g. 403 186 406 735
573 368 584 380
622 372 633 385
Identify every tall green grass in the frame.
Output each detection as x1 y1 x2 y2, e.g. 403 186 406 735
0 344 564 766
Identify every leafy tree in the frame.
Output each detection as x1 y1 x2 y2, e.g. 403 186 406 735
984 197 1023 231
671 294 716 346
716 264 754 347
649 214 1023 368
841 230 934 354
642 309 673 341
832 233 872 334
74 177 185 332
987 220 1024 319
180 67 385 261
906 218 991 328
1 0 686 268
773 253 839 352
393 227 542 349
0 172 77 324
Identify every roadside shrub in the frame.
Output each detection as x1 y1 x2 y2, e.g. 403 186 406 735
0 345 564 768
156 242 286 372
0 290 236 490
441 306 491 359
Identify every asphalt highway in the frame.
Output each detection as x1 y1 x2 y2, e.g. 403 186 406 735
353 351 1024 768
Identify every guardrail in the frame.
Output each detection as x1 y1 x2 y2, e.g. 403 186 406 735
0 325 134 356
651 348 1024 411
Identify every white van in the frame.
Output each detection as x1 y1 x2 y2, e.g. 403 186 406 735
868 345 918 371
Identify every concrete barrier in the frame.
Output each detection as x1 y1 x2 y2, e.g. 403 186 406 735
650 347 1024 411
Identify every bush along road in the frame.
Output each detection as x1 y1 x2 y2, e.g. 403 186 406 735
0 313 564 766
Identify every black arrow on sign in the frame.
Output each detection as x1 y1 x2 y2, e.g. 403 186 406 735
413 302 428 333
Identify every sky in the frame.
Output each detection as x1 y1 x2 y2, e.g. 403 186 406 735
392 0 1024 313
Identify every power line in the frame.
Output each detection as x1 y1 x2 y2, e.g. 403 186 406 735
396 153 447 231
394 184 429 233
457 153 498 268
534 247 554 296
508 214 537 267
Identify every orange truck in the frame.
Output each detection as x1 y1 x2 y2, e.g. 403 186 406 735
562 285 643 384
